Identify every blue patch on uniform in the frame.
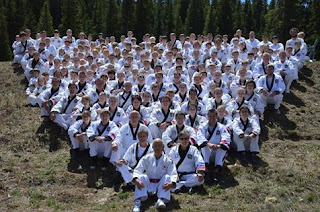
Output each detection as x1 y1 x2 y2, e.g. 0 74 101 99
216 130 220 135
195 121 199 125
229 77 232 80
187 154 192 159
198 107 201 111
93 93 97 97
157 111 161 116
162 88 166 92
277 64 281 68
63 98 67 103
253 97 257 101
297 54 300 57
170 112 174 117
117 112 121 116
285 65 288 68
74 99 78 103
275 79 279 83
152 77 155 80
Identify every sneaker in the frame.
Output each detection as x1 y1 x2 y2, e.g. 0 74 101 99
155 198 166 209
133 199 141 212
275 109 281 114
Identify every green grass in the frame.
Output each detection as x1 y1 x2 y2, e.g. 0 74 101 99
0 62 320 211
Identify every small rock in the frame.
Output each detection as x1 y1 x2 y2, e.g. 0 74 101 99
265 197 277 203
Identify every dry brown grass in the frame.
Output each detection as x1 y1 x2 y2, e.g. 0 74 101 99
0 62 320 211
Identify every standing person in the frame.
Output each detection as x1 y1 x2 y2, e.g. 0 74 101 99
13 32 34 68
169 131 205 193
132 139 178 212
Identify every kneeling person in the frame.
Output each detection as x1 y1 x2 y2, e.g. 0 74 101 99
132 139 177 212
169 130 205 193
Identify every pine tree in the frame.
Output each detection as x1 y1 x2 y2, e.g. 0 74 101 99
23 3 37 34
153 0 165 38
233 0 244 34
6 0 26 43
216 0 234 36
0 6 13 61
135 0 154 41
120 0 136 34
49 0 62 29
203 0 218 35
173 0 186 36
92 0 108 35
37 0 54 35
185 0 206 35
60 0 82 36
106 0 120 37
243 0 253 35
164 0 175 35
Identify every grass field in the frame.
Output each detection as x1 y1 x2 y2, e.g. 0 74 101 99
0 61 320 212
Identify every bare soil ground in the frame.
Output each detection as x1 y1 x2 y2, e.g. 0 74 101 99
0 61 319 212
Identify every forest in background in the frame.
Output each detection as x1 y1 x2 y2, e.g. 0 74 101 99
0 0 319 61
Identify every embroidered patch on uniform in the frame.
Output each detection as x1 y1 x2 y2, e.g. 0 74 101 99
170 112 174 117
297 54 300 57
248 124 251 128
162 88 166 92
152 77 155 80
187 154 192 159
157 111 161 116
175 154 179 158
198 107 201 111
58 40 60 43
163 165 167 170
74 99 78 103
195 121 199 125
172 131 176 136
63 98 67 103
216 130 220 135
285 65 288 68
93 93 96 97
229 77 232 80
117 112 121 116
106 127 110 132
275 79 279 83
277 64 281 68
253 97 257 101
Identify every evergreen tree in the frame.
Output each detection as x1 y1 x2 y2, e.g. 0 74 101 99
23 3 37 34
37 0 54 35
153 0 165 38
6 0 26 42
135 0 154 41
216 0 234 36
203 0 218 35
92 0 108 35
233 0 244 34
173 0 186 36
120 0 136 34
60 0 82 36
49 0 62 29
243 0 253 35
185 0 206 35
0 6 12 61
106 0 120 37
164 0 175 35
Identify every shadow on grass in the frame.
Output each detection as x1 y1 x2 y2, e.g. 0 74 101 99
299 67 314 86
283 91 305 108
140 195 181 212
36 119 65 152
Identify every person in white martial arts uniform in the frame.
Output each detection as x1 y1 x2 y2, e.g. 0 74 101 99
257 64 285 114
132 139 178 212
169 130 205 193
162 111 198 152
105 95 128 127
13 32 34 68
86 109 118 170
149 95 176 139
117 81 133 111
50 83 81 130
26 74 48 106
232 106 261 164
68 111 91 161
244 80 264 121
197 109 231 176
274 51 295 93
185 104 206 131
115 129 153 184
37 77 64 118
110 111 153 164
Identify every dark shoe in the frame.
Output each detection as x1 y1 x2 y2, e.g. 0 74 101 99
239 152 248 163
250 153 258 165
90 156 98 170
213 165 222 174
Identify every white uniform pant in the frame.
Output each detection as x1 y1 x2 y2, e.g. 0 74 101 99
117 164 133 183
27 95 39 106
70 136 89 150
175 173 204 190
283 71 295 92
134 174 171 202
110 146 126 164
54 113 72 130
89 140 112 158
40 105 50 117
13 54 23 64
24 68 33 81
260 93 283 110
148 123 166 139
201 147 227 166
233 135 259 152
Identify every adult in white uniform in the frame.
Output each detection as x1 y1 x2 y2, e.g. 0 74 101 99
132 139 178 212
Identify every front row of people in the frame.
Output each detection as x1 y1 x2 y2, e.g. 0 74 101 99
68 107 260 212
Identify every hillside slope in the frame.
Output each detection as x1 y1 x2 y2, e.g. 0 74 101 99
0 62 319 211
